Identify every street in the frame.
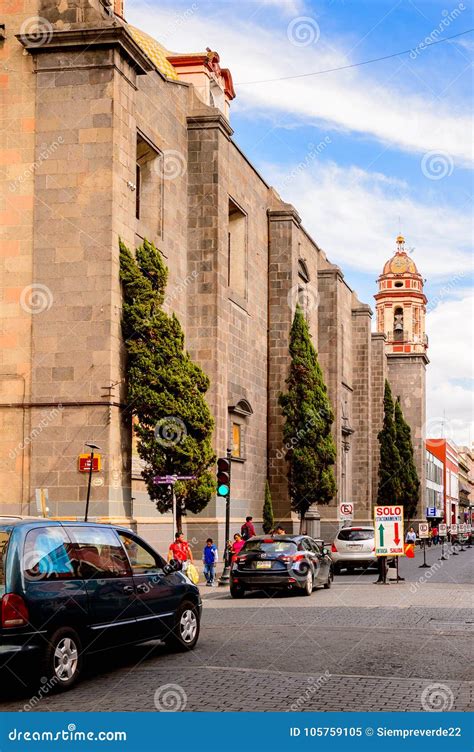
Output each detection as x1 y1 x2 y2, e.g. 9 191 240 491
1 548 472 713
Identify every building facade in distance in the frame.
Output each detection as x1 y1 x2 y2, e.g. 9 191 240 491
1 0 427 549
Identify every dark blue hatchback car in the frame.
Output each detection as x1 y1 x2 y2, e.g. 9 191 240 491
0 518 201 691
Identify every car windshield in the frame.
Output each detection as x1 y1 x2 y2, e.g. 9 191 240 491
337 529 374 541
0 527 12 596
241 539 298 554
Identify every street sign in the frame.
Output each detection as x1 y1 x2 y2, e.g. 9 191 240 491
374 505 404 556
78 453 101 472
426 507 436 517
153 475 196 484
438 523 447 537
459 523 466 534
467 524 472 533
338 502 354 521
450 524 458 535
418 522 430 539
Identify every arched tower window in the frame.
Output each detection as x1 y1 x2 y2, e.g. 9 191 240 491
393 306 404 341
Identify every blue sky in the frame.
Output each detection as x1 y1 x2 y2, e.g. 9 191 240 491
127 0 473 445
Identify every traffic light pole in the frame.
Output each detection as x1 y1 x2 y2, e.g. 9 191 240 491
219 448 232 586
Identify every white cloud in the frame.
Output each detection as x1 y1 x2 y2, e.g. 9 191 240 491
264 159 472 279
128 2 473 165
426 294 474 446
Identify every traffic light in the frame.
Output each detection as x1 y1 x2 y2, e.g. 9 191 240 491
216 457 231 497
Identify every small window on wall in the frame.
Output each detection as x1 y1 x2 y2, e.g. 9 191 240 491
232 423 242 458
136 132 163 240
228 199 247 299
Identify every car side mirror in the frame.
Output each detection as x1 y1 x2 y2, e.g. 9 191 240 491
163 559 182 575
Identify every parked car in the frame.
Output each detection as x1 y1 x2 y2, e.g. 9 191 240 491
330 526 377 574
0 518 201 691
230 535 332 598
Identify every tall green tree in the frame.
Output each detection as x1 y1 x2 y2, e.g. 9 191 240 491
279 306 336 529
120 239 215 531
377 380 402 505
394 396 420 520
262 480 274 534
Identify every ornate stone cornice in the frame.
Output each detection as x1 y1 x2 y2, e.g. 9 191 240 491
187 112 234 139
16 25 153 75
267 207 302 225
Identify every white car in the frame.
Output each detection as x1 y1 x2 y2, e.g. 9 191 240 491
330 526 377 574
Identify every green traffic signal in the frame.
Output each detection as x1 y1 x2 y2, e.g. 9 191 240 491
217 457 231 497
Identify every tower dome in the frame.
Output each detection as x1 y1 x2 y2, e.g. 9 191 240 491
374 236 428 355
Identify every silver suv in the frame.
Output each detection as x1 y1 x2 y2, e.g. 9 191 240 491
331 526 376 574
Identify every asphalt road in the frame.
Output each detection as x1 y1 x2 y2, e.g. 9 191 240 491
0 548 472 713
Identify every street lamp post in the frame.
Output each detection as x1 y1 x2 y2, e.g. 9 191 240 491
219 448 232 586
84 442 101 522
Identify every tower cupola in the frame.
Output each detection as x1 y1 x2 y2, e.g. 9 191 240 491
375 236 428 355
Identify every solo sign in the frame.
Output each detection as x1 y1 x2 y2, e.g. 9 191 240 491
438 523 447 537
374 505 404 556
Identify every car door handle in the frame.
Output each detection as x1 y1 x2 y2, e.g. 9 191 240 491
123 585 134 593
136 583 149 593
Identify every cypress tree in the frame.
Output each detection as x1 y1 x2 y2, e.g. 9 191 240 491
262 480 274 534
394 396 420 520
120 239 215 531
279 306 336 528
377 380 402 505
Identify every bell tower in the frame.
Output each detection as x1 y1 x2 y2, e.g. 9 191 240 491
375 235 428 355
374 236 429 520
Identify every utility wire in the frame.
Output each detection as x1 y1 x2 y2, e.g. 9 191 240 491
236 28 474 85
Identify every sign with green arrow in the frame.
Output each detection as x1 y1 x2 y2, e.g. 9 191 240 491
373 505 404 556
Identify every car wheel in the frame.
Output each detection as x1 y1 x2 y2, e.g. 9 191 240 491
301 571 313 596
324 570 332 589
230 585 246 599
166 600 200 651
41 628 82 692
165 601 200 652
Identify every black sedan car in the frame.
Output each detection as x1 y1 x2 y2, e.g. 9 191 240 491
230 535 332 598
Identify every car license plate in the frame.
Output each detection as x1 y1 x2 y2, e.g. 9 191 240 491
349 544 363 550
256 561 272 569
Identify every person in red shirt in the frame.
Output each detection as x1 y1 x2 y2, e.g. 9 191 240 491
241 516 256 540
168 532 194 570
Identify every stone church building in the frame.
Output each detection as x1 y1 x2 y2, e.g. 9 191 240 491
1 0 428 547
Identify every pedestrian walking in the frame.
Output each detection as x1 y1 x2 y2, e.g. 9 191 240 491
241 516 256 540
273 524 286 535
168 531 194 572
230 533 245 556
202 538 218 586
431 525 439 545
405 526 417 544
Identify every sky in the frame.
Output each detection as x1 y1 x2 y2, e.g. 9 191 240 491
127 0 473 446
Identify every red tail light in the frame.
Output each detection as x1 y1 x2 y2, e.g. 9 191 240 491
281 553 305 562
1 594 29 628
236 555 247 563
331 543 337 553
